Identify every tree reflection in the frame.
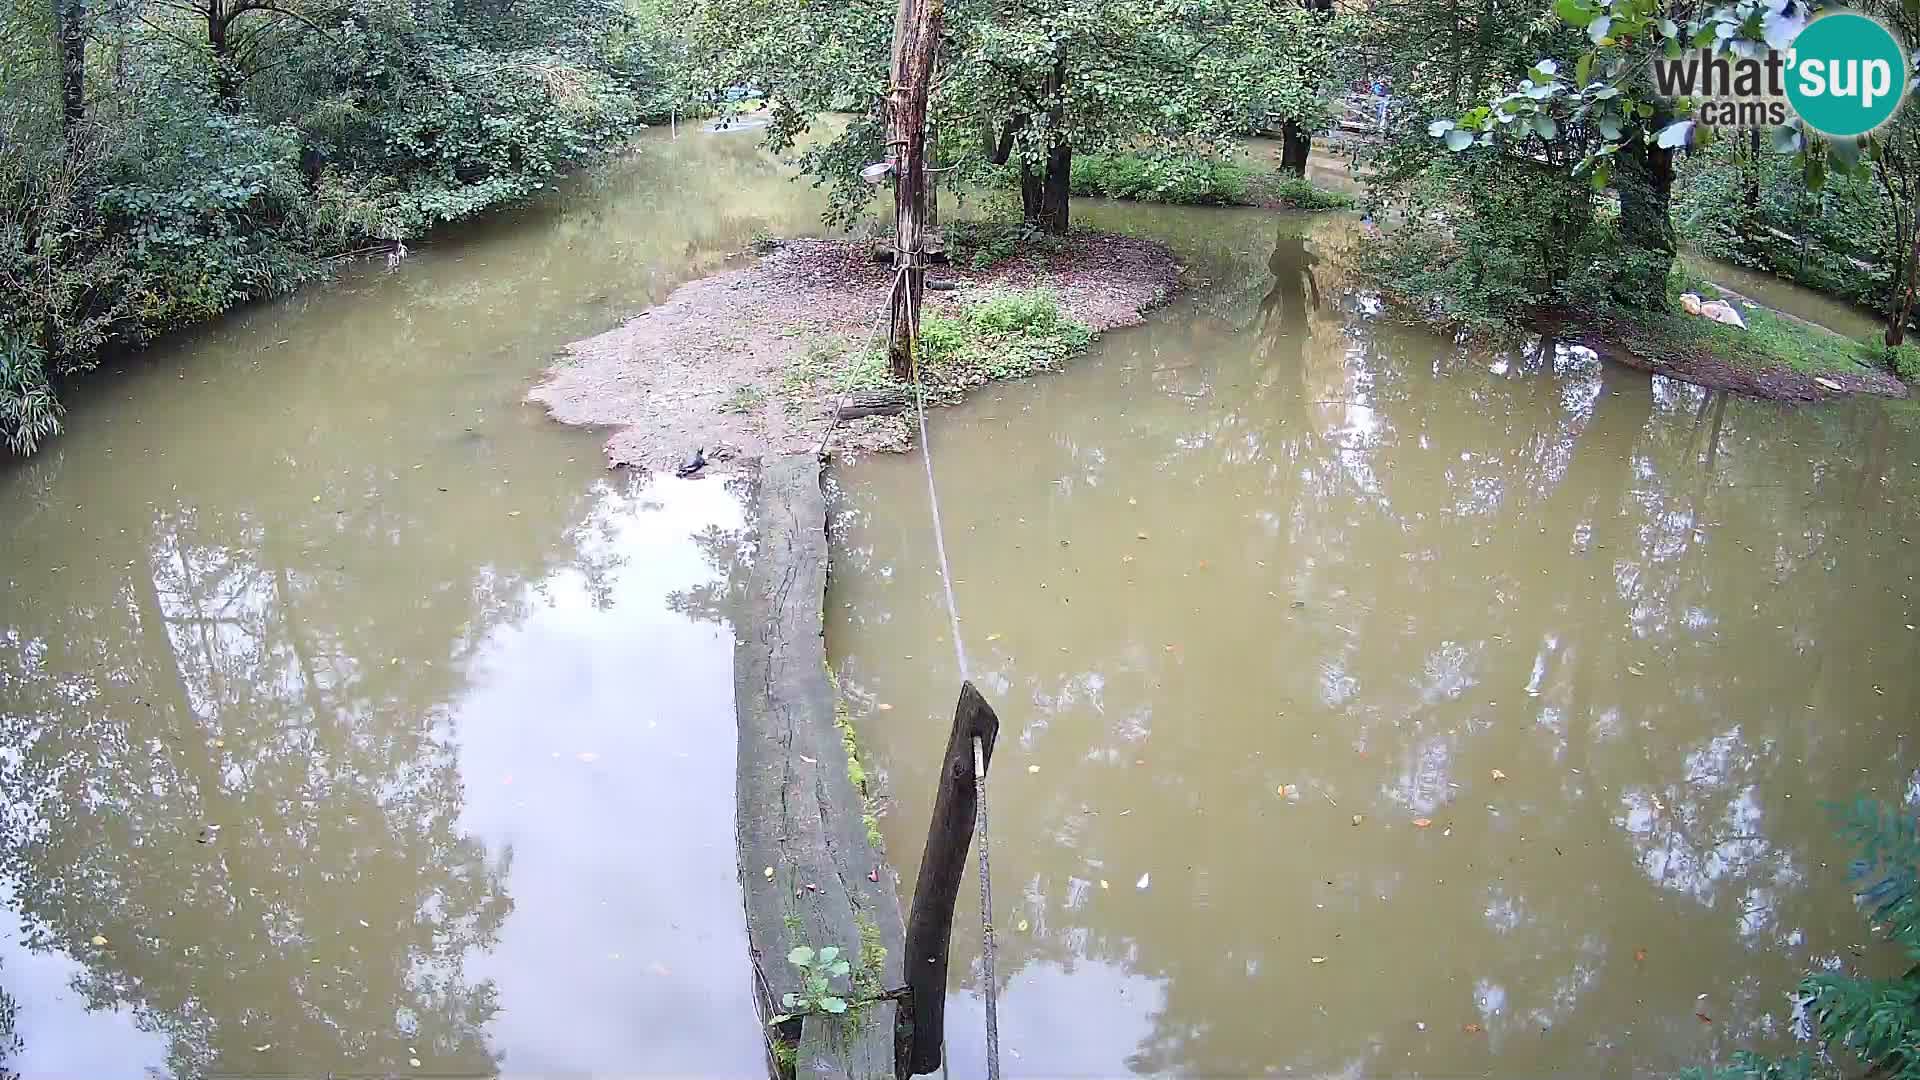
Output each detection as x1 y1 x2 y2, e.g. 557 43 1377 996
0 453 603 1077
827 217 1920 1077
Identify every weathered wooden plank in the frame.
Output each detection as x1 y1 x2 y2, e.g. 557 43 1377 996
735 456 907 1079
900 681 999 1076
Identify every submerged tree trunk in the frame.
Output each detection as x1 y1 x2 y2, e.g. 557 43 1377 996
55 0 84 129
1279 121 1311 174
1610 135 1678 311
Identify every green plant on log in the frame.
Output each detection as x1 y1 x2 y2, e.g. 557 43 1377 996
771 945 853 1021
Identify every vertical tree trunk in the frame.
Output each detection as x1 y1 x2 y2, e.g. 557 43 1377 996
1888 223 1918 349
1279 121 1311 174
55 0 84 129
1028 50 1070 235
1610 134 1678 311
883 0 945 381
1036 141 1070 234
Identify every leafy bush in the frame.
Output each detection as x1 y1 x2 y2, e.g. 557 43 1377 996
0 0 689 454
1068 152 1251 205
945 217 1059 271
1883 343 1920 382
1248 173 1357 210
1674 137 1898 320
1359 151 1606 334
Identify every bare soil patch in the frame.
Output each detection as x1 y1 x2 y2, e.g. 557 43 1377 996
529 232 1181 470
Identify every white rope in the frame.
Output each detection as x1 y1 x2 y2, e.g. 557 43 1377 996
909 354 970 681
902 269 997 1079
971 734 1000 1080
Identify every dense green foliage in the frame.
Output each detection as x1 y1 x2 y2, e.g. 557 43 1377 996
691 0 1350 234
1430 0 1920 349
0 0 688 454
1674 135 1903 322
1683 800 1920 1080
1069 152 1251 206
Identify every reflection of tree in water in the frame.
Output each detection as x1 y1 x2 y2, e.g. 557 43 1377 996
666 475 757 626
830 246 1920 1076
0 464 602 1077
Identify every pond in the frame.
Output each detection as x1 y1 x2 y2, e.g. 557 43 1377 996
0 128 816 1077
827 207 1920 1076
2 126 1916 1080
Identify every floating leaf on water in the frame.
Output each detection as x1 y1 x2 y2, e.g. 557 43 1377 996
212 739 225 748
1634 946 1647 962
1627 665 1646 676
1463 1023 1483 1034
1027 765 1040 774
1412 818 1433 828
1136 873 1150 890
1017 919 1029 932
507 510 521 517
1352 814 1364 826
1099 879 1110 890
1309 956 1327 964
763 866 775 880
409 1058 422 1068
877 703 894 712
1695 1012 1714 1024
1136 532 1149 540
1490 769 1508 781
90 934 107 946
986 633 1002 641
254 1044 272 1052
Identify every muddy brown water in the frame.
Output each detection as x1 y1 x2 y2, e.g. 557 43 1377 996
0 129 807 1078
1 126 1916 1080
827 207 1920 1076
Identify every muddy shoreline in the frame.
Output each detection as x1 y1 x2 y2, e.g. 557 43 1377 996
529 233 1182 471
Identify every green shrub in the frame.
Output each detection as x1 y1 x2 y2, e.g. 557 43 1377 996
1068 152 1250 205
1883 342 1920 382
1249 173 1356 210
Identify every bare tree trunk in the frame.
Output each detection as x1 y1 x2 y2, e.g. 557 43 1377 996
1279 121 1310 174
883 0 945 381
1026 50 1070 236
55 0 84 129
1889 216 1918 349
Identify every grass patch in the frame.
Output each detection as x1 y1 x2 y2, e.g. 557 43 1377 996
720 383 767 414
917 289 1094 395
784 290 1094 406
1596 265 1887 379
1245 171 1356 210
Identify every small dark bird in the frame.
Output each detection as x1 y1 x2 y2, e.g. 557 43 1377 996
676 446 707 478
